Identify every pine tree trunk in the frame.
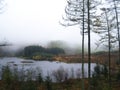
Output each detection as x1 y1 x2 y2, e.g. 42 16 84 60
105 9 111 89
113 0 120 64
81 0 85 90
87 0 91 90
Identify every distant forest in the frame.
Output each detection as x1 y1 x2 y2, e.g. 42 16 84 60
22 45 65 60
0 45 65 60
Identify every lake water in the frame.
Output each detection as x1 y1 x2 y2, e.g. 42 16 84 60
0 57 96 82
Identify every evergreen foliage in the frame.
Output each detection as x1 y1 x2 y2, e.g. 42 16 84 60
23 45 65 60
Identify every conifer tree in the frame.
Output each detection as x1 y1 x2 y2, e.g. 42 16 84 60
93 6 116 88
60 0 102 90
106 0 120 63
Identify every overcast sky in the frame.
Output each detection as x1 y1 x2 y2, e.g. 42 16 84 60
0 0 99 49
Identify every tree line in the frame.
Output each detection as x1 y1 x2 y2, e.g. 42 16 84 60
17 45 65 60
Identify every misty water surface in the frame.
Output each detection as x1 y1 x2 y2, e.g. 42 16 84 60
0 57 96 81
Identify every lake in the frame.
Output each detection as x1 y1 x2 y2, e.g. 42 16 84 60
0 57 96 82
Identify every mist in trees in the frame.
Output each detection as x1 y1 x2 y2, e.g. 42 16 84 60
0 40 87 57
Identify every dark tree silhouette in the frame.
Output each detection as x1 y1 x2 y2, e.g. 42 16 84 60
60 0 102 90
